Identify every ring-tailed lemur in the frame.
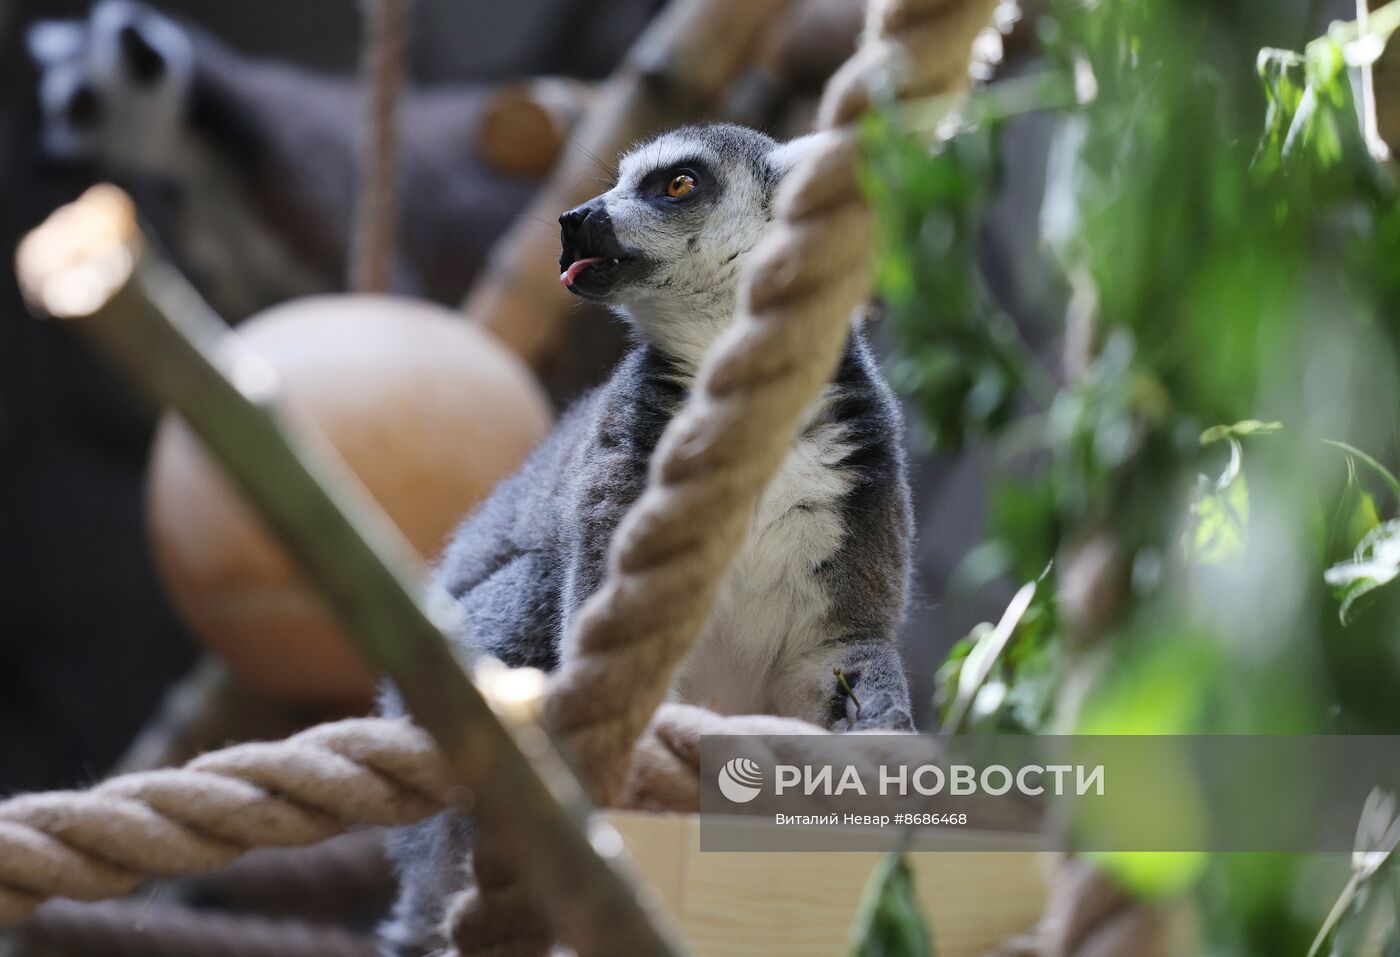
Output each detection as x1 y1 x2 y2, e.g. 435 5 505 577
380 122 914 956
27 1 537 319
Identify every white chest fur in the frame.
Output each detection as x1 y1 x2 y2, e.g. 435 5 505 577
674 395 852 715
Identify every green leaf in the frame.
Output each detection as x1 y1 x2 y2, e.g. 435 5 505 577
942 582 1037 735
1352 788 1400 881
933 632 978 726
1324 520 1400 624
1091 850 1209 900
1253 1 1394 178
847 853 934 957
1256 48 1307 175
1077 636 1218 736
1324 440 1400 505
1002 634 1060 733
1341 486 1382 554
1308 789 1400 957
1309 871 1362 957
1190 472 1249 565
1188 438 1250 564
863 100 1036 451
1199 419 1283 444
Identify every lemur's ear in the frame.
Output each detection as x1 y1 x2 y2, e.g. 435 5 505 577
766 131 836 179
118 20 167 84
27 20 85 67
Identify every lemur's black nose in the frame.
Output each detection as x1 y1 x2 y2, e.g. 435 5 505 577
559 203 593 233
559 200 612 255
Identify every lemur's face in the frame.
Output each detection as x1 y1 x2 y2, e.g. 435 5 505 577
28 1 193 172
559 124 817 362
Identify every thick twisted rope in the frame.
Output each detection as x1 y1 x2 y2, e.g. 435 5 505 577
449 1 1000 954
0 718 446 925
0 705 1033 929
349 0 409 293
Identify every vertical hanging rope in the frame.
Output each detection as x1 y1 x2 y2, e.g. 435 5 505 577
349 0 410 294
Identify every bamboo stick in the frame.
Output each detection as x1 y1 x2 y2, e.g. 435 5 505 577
14 185 689 957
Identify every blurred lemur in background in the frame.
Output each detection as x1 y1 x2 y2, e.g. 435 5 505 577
380 123 915 955
27 0 537 320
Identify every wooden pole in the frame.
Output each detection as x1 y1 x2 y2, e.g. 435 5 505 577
14 185 689 957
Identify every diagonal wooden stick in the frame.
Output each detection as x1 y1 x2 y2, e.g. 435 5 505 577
13 185 689 957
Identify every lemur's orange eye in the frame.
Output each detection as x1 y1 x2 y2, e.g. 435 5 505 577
666 173 696 198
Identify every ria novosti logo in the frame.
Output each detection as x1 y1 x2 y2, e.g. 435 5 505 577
717 757 764 803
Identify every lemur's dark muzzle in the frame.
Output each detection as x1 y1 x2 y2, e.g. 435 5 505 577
559 199 638 296
558 200 618 263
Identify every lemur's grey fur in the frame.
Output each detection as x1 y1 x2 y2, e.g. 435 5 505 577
27 1 536 319
379 123 913 956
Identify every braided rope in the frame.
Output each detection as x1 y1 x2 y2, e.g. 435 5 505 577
0 709 1077 957
0 718 446 924
0 706 1029 929
349 0 410 293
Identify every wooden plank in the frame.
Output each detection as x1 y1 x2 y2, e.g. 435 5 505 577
608 811 691 915
608 811 1047 957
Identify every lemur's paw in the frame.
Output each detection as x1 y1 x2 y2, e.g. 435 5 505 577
842 689 914 733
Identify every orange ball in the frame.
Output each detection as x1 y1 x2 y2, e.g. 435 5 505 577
146 295 552 707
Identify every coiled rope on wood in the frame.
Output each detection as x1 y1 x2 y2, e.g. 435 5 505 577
0 709 1162 953
0 718 446 925
0 709 873 923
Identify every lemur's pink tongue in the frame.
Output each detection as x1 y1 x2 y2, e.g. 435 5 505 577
561 256 604 287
